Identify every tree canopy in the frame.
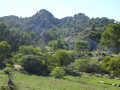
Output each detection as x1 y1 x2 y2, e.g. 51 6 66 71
0 41 11 59
101 23 120 53
53 49 73 66
74 41 89 57
0 41 11 68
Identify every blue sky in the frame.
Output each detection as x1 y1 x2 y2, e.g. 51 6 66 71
0 0 120 21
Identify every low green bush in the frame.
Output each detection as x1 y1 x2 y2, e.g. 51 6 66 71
51 67 66 78
20 54 54 75
101 52 107 56
100 55 120 75
53 49 73 66
87 62 101 73
108 56 120 75
1 85 11 90
74 59 90 72
100 56 112 73
86 52 93 57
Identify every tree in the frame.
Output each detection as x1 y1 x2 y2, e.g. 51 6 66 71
0 41 11 68
19 45 41 55
91 23 96 30
48 39 64 52
40 39 46 53
0 41 11 59
101 23 120 53
20 55 50 75
3 63 16 90
29 32 36 45
8 27 22 51
13 45 41 63
53 49 73 66
87 28 104 43
74 41 89 57
16 46 55 75
0 22 9 41
7 27 35 51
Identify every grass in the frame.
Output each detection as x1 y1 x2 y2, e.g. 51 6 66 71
0 72 120 90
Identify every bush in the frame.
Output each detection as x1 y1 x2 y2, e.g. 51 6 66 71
20 54 54 75
108 56 120 75
100 56 120 75
19 45 41 55
101 52 107 56
53 49 73 66
86 52 93 57
87 62 101 73
74 59 90 72
51 67 66 78
101 56 112 73
0 41 12 69
2 64 17 90
1 85 11 90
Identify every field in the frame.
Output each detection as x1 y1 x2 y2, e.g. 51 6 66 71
0 72 120 90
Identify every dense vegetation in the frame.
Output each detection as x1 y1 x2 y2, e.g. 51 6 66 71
0 9 120 89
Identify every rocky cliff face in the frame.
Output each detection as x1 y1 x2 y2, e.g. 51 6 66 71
84 38 99 51
26 9 59 29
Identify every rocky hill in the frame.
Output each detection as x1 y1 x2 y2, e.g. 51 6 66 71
0 9 115 50
0 9 115 31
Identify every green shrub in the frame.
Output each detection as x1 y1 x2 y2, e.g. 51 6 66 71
53 49 73 66
74 41 89 58
19 45 41 55
87 62 101 73
101 56 112 73
86 52 93 57
108 56 120 75
1 85 18 90
1 85 11 90
101 56 120 75
20 54 54 75
91 60 99 64
3 64 17 90
101 52 107 56
51 67 66 78
4 63 14 77
15 45 57 75
74 59 90 72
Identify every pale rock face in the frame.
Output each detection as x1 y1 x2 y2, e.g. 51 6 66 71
112 84 117 86
117 84 120 87
98 81 105 84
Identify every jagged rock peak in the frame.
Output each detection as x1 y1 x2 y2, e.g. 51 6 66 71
74 13 89 18
38 9 50 13
35 9 54 18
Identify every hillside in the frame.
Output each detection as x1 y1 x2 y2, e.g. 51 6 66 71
1 9 120 90
0 9 115 31
0 9 115 50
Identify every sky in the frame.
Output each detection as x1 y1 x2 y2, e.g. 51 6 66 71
0 0 120 21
